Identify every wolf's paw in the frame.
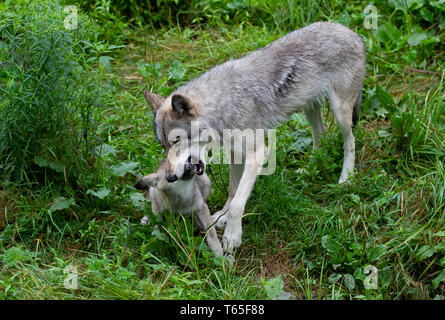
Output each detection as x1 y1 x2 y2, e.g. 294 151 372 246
206 236 224 257
222 223 242 254
338 169 355 184
211 210 228 229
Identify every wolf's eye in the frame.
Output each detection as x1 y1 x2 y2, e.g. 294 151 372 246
173 136 181 144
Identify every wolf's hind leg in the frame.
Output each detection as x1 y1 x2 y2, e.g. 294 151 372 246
329 90 357 184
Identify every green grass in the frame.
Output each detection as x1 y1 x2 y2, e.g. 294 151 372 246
0 0 444 300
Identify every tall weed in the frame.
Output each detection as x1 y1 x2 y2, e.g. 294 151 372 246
0 0 102 184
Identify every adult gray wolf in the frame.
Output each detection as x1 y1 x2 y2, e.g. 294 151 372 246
135 157 224 257
142 22 366 254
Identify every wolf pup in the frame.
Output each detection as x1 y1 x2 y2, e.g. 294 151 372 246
142 22 366 254
135 157 223 257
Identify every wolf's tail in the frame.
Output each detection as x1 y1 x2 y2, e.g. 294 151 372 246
352 87 362 127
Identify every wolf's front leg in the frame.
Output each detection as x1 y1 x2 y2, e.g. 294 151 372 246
212 163 244 229
222 147 265 254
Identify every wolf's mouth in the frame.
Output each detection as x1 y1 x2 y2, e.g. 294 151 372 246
195 160 204 175
186 156 205 176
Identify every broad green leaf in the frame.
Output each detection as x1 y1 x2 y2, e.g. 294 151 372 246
420 7 434 23
273 291 296 300
34 156 48 167
430 0 445 11
376 86 394 109
48 161 64 173
321 235 342 255
402 49 417 63
389 0 424 11
169 60 186 81
377 130 391 138
388 0 409 11
328 273 342 284
336 14 350 27
94 144 116 157
34 156 64 173
110 161 139 177
354 267 366 281
350 194 361 204
344 273 356 290
262 275 284 300
87 187 111 199
130 192 147 209
385 23 402 44
138 62 162 78
227 0 248 10
432 269 445 288
408 28 430 46
152 229 169 242
49 197 76 213
416 245 435 260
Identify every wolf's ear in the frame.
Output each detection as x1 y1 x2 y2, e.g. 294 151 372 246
171 94 198 117
144 90 165 114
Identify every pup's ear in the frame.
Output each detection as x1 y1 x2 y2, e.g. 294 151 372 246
135 173 160 190
144 90 165 114
171 94 198 117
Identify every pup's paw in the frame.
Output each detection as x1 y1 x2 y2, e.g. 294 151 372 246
211 210 228 229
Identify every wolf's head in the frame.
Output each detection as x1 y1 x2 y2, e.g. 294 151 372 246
143 90 205 183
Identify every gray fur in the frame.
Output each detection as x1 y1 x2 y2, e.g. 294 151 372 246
136 159 223 257
144 22 366 254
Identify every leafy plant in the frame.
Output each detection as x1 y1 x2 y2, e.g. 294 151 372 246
261 275 284 299
0 0 102 184
81 40 126 72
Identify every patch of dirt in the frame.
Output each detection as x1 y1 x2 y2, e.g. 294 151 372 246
237 236 300 296
258 245 298 288
389 70 441 98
